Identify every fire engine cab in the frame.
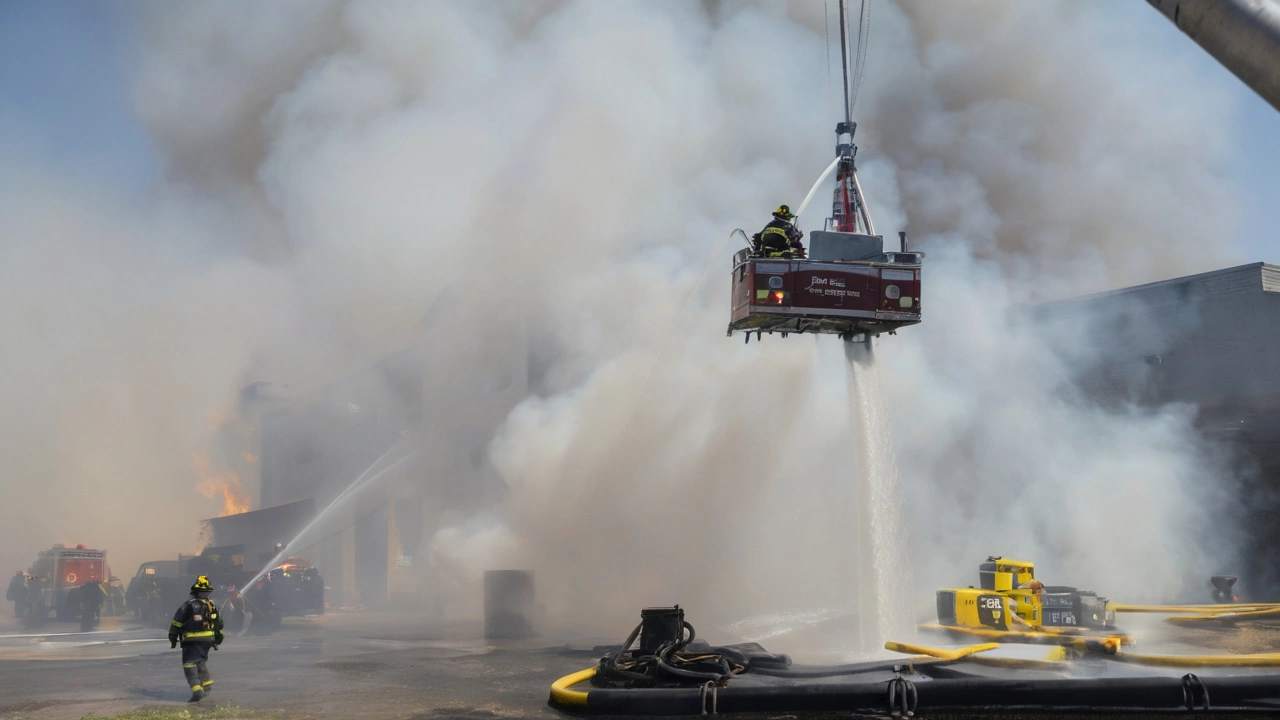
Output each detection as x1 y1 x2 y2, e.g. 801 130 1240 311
24 543 109 622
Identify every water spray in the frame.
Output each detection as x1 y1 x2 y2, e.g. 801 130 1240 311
239 446 419 601
845 340 911 645
795 156 841 223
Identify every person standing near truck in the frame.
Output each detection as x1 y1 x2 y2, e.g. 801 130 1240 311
103 576 126 616
6 571 24 617
7 571 24 617
168 576 224 702
79 580 106 631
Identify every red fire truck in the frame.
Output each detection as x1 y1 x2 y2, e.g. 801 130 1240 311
24 544 109 622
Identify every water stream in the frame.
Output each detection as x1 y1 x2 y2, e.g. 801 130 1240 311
240 444 419 597
845 339 912 646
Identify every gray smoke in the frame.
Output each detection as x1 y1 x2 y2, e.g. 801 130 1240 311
0 0 1249 649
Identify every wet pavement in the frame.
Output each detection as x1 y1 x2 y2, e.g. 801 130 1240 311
2 610 1279 719
0 611 604 720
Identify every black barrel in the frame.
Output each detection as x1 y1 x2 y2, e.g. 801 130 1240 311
483 570 534 639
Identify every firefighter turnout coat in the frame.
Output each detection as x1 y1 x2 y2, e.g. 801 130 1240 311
169 596 224 645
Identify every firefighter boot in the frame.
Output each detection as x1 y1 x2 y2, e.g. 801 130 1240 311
183 663 204 702
197 661 212 696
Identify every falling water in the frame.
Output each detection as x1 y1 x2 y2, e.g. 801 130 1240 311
845 339 912 645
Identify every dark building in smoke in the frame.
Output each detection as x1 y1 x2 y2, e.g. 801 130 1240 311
200 499 317 568
1037 262 1280 595
256 291 528 607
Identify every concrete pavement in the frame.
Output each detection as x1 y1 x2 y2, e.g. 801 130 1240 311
0 611 602 720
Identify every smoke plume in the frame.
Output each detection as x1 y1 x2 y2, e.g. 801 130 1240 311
0 0 1249 649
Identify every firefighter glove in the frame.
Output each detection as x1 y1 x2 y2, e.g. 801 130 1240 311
214 630 224 646
170 638 177 649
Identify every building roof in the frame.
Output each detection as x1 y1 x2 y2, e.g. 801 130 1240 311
1036 262 1280 315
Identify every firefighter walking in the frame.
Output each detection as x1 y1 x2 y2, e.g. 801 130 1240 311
168 576 224 702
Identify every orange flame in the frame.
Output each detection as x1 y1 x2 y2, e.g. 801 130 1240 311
192 452 250 516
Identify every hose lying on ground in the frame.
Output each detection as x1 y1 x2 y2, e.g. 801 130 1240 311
1113 603 1280 613
1165 605 1280 624
550 667 596 708
593 619 750 688
918 622 1135 646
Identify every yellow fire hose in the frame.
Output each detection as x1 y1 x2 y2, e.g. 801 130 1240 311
1112 650 1280 668
549 667 596 709
885 641 1075 670
918 622 1134 646
1113 603 1280 613
883 641 999 661
890 640 1280 669
551 648 965 709
1165 605 1280 624
554 640 1280 711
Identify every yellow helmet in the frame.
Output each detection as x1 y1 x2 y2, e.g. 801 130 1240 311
191 576 213 594
773 205 795 221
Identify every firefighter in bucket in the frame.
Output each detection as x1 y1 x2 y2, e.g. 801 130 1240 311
753 205 806 258
168 576 224 702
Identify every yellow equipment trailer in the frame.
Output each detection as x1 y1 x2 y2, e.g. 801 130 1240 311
935 557 1118 637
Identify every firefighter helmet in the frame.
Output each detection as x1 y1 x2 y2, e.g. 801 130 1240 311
190 576 213 594
772 205 795 221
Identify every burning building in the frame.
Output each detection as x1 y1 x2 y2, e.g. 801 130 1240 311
254 290 528 608
199 498 317 571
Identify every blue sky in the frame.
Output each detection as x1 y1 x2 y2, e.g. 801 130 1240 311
1 1 1275 263
1129 8 1280 262
0 1 157 190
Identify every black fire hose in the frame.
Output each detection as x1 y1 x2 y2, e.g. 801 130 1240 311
568 673 1280 715
594 619 746 688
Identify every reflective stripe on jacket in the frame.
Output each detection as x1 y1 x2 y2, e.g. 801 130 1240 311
170 597 223 643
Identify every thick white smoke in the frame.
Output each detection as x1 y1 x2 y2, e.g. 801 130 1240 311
0 140 295 576
858 0 1245 606
0 0 1249 649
